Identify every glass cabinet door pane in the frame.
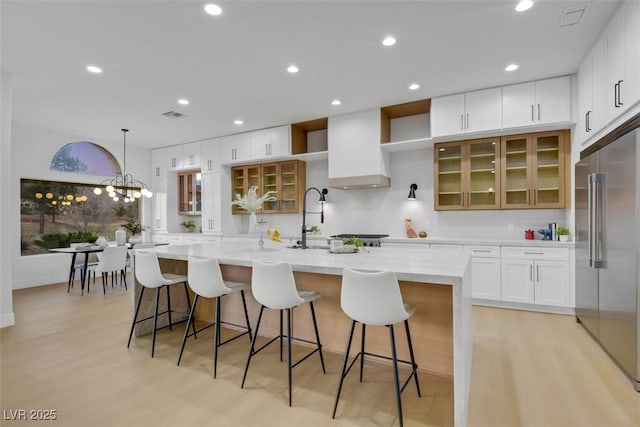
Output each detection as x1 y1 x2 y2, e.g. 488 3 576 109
195 172 202 212
468 140 498 207
232 168 246 214
279 162 297 212
534 135 561 205
261 164 278 211
436 144 463 208
503 137 529 207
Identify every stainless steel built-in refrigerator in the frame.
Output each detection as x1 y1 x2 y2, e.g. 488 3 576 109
575 113 640 392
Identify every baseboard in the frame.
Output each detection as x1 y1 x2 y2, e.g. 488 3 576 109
472 299 575 315
0 312 15 328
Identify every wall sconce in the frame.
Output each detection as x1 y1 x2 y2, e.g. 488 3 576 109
408 183 418 200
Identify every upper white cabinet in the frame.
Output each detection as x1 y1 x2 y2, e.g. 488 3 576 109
201 172 221 233
201 138 221 173
431 87 502 137
221 126 291 165
502 76 571 129
166 145 184 171
250 125 290 159
577 38 605 142
328 109 390 188
221 133 251 164
605 1 640 122
182 142 201 170
151 147 167 179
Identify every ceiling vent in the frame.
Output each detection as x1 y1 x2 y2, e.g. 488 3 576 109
558 4 587 27
161 111 186 119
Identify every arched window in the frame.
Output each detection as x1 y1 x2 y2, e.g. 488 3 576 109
50 141 120 176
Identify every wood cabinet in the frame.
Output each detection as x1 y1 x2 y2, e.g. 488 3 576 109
177 171 202 215
431 87 502 137
466 246 501 301
502 77 571 129
501 247 569 307
231 160 305 214
501 131 566 209
434 137 501 210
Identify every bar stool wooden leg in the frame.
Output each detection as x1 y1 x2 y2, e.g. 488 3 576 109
389 324 403 427
332 319 356 419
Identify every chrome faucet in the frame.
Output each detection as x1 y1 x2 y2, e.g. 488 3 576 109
301 187 328 249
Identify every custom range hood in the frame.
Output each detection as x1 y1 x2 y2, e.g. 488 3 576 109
328 109 391 189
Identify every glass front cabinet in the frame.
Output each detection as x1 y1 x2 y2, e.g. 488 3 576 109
435 137 501 210
178 170 202 215
501 131 565 209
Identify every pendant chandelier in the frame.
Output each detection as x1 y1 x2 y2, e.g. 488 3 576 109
93 129 152 202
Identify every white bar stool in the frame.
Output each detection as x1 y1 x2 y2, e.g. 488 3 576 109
177 257 253 378
127 251 195 357
241 260 326 406
332 268 421 427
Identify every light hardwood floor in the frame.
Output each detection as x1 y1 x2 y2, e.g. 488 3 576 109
1 282 639 427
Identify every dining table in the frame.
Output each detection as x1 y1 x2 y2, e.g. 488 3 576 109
50 245 111 295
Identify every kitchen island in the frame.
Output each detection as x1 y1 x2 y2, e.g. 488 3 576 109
132 240 472 426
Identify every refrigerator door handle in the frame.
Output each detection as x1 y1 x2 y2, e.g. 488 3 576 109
587 174 595 267
593 173 605 268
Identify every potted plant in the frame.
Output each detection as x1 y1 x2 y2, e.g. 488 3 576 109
557 226 570 242
121 218 143 242
180 219 196 232
231 186 277 233
309 225 320 235
342 236 364 252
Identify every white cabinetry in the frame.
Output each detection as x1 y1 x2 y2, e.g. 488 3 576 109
150 148 168 232
466 246 501 301
501 247 569 307
222 133 251 164
182 142 201 170
431 87 502 137
250 126 290 159
201 172 221 233
201 138 221 172
605 1 640 122
328 109 390 187
577 38 605 142
166 145 184 171
502 77 571 129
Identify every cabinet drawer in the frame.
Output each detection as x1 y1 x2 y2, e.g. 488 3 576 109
465 245 500 258
429 243 463 251
502 246 569 261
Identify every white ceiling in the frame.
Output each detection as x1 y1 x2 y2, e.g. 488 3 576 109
1 0 621 149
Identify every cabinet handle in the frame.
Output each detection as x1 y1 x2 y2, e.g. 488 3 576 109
266 144 268 156
617 80 624 106
525 252 544 255
460 114 464 131
529 265 533 282
466 113 469 130
531 104 534 122
472 249 491 253
269 143 272 155
155 167 160 177
537 104 541 121
614 82 620 107
536 265 540 282
586 111 591 132
171 157 176 167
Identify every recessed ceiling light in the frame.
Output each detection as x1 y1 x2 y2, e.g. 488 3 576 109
515 0 534 12
382 36 396 47
331 99 341 106
505 63 519 72
234 119 244 125
287 65 299 74
86 65 102 74
409 83 420 90
177 99 189 105
204 4 222 16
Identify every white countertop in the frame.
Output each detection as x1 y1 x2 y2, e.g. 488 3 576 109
151 240 470 286
383 236 574 247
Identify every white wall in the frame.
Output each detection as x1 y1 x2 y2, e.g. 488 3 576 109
220 148 568 241
1 70 15 327
11 124 151 289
